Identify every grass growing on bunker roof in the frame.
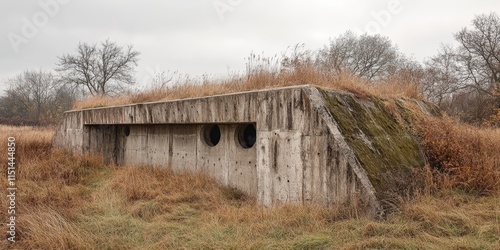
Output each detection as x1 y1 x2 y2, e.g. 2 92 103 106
72 69 422 110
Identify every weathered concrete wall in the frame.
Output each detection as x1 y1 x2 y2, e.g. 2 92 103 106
84 124 258 197
53 85 431 216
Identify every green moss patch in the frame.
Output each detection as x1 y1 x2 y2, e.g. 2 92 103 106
319 89 426 204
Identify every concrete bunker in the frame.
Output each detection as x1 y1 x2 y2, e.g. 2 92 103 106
53 85 433 217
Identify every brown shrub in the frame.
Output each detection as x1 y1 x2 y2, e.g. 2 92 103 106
417 117 500 195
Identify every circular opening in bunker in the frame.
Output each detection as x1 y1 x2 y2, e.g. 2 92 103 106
124 126 130 137
237 124 256 149
203 124 221 147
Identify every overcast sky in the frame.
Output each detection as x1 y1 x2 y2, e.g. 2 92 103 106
1 0 498 94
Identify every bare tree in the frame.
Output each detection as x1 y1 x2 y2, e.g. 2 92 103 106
9 70 56 123
422 45 464 106
316 31 399 80
0 70 75 125
421 13 500 124
0 91 28 123
454 12 500 96
56 39 140 96
386 54 425 85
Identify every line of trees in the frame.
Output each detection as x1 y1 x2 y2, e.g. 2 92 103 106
279 13 499 125
0 13 498 126
0 70 74 125
422 13 500 124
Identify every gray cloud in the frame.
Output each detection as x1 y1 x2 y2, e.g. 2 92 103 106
1 0 499 94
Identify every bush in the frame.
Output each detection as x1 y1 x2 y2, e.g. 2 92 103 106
418 117 500 195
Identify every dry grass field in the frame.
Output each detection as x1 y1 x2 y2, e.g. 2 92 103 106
0 115 499 249
1 67 499 249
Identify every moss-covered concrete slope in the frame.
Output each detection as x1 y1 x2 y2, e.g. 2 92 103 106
318 89 434 204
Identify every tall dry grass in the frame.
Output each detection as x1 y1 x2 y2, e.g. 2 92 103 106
0 125 105 248
417 117 500 195
0 125 498 249
72 66 422 110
